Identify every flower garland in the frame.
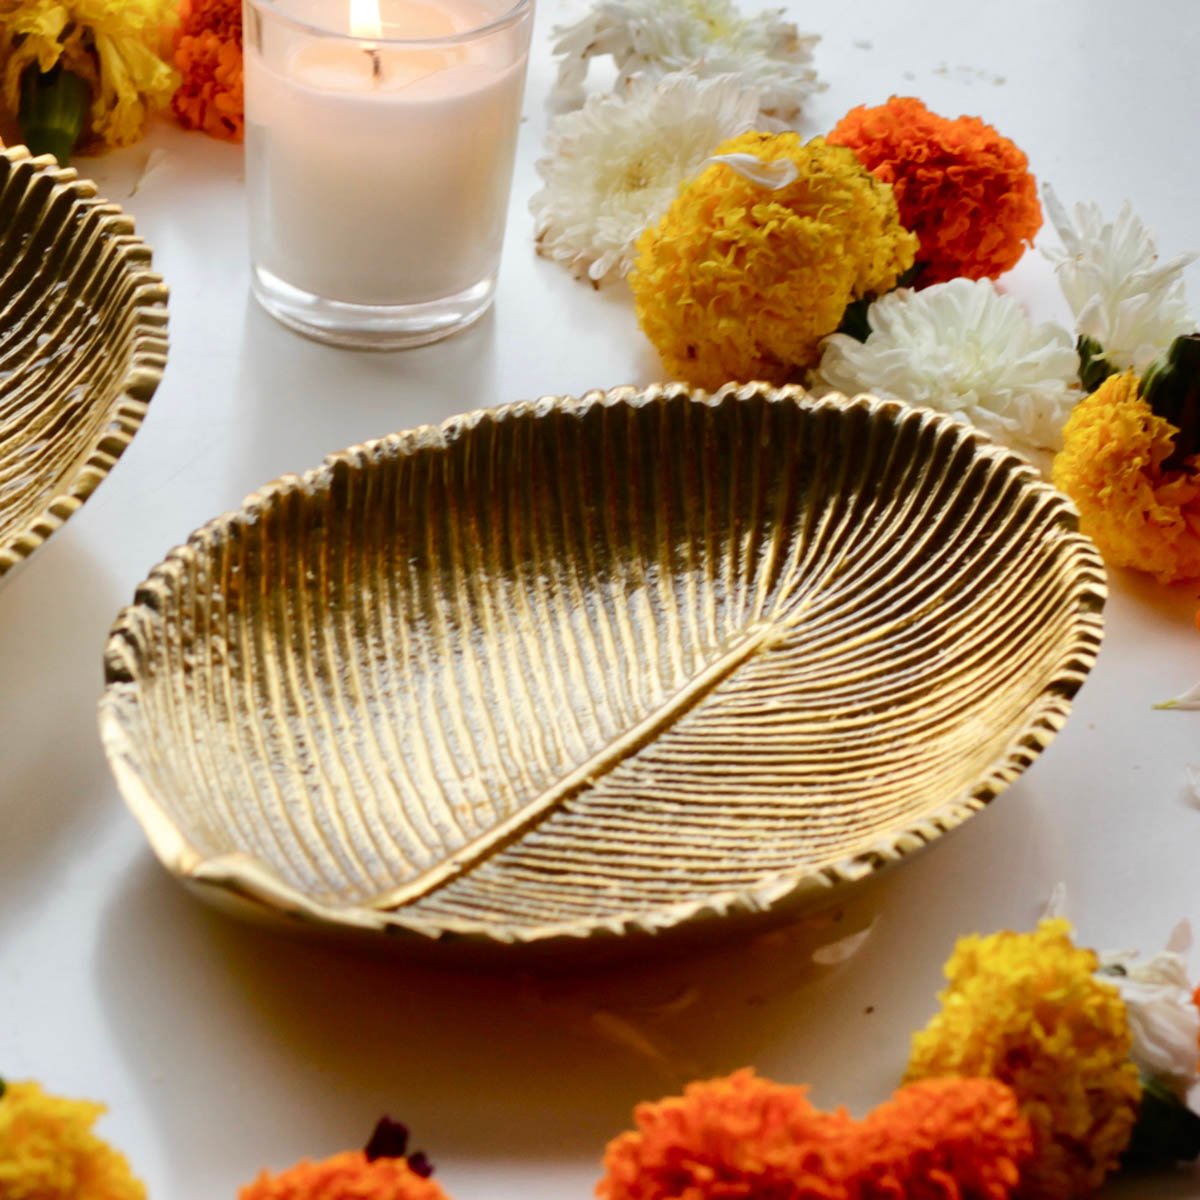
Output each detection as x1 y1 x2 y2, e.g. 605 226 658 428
591 920 1200 1200
536 77 1075 445
533 2 1200 598
526 46 1200 604
11 919 1200 1198
534 29 1091 464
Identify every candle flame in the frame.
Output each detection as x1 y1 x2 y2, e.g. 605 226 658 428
351 0 383 39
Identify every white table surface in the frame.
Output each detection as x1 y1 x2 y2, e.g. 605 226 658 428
2 2 1199 1196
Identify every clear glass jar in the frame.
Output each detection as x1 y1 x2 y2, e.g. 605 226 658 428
244 0 534 348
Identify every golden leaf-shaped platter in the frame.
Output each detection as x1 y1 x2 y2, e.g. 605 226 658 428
100 385 1105 950
0 147 168 581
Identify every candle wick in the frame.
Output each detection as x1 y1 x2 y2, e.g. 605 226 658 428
367 45 382 81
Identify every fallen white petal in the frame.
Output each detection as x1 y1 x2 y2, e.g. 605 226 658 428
1155 679 1200 709
1166 918 1193 956
708 153 798 189
1042 881 1068 919
1187 765 1200 805
812 920 876 965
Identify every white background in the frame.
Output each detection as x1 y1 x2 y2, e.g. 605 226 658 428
2 1 1199 1196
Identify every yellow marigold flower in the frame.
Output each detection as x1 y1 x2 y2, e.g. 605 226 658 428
629 131 917 390
906 919 1142 1200
0 0 179 150
0 1079 146 1200
1052 371 1200 583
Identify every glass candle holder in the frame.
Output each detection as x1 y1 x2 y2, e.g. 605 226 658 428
244 0 533 349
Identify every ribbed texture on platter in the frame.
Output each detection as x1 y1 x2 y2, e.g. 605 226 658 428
0 146 167 579
100 386 1105 945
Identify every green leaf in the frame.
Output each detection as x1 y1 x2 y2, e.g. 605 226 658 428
1123 1076 1200 1168
1143 333 1200 469
1077 334 1116 393
836 295 873 342
836 265 925 343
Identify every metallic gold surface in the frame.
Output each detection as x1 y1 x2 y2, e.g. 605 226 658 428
100 385 1106 948
0 146 168 581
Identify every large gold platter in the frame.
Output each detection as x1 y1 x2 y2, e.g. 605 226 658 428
0 146 167 580
100 385 1105 948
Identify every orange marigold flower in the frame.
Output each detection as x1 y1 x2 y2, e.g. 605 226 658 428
179 0 240 39
853 1077 1032 1200
597 1068 855 1200
1052 371 1200 582
598 1071 1033 1200
828 95 1041 286
173 0 243 141
239 1151 450 1200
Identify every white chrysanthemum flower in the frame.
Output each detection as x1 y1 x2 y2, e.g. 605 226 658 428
1043 184 1197 376
815 278 1081 454
530 74 760 285
548 0 821 125
1099 946 1200 1097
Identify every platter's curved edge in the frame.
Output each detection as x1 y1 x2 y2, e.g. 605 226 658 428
0 145 169 582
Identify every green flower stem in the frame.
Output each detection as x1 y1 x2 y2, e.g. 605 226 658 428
19 65 91 166
836 295 874 342
1077 334 1116 393
836 264 925 343
1143 333 1200 469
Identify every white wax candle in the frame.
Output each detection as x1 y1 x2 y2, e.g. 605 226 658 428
246 0 528 307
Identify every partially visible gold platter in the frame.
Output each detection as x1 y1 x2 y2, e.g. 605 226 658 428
0 146 168 580
99 385 1105 949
